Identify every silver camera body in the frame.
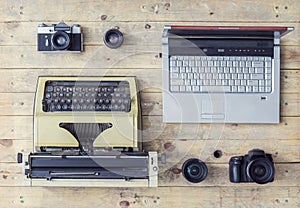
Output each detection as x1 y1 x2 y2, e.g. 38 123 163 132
37 22 83 52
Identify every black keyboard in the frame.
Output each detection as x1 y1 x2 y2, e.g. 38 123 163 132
42 80 131 112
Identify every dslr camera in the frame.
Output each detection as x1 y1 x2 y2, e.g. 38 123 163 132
37 22 83 52
229 149 274 184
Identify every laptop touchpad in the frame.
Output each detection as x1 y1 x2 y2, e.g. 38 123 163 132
201 100 225 120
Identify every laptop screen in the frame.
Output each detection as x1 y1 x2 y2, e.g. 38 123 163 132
167 26 293 38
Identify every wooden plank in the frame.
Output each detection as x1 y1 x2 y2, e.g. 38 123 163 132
144 139 300 163
0 45 299 69
0 22 299 46
0 45 160 69
0 69 298 94
0 116 32 140
0 140 31 162
220 186 300 198
0 162 299 187
0 186 220 207
0 187 298 208
0 68 162 93
142 117 300 142
0 163 24 187
1 116 299 142
0 134 299 163
0 186 297 208
0 0 299 22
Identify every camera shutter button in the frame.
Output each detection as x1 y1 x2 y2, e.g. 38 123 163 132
38 23 47 27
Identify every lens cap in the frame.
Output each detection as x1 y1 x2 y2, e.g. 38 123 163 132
103 29 124 49
51 31 70 50
247 158 274 184
182 158 208 183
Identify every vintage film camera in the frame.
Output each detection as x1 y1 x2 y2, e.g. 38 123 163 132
229 149 275 184
37 22 83 52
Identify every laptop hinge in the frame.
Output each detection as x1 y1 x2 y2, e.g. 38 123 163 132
274 31 280 46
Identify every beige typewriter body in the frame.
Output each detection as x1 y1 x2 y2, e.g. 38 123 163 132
26 76 158 187
34 76 140 150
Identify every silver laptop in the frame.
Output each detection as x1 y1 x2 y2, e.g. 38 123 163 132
162 26 294 123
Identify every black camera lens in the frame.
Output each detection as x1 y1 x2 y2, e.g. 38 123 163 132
247 158 274 184
104 29 124 49
182 158 208 183
52 31 70 50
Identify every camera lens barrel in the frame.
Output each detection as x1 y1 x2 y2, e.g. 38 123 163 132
182 158 208 183
103 29 124 49
51 31 71 50
247 158 274 184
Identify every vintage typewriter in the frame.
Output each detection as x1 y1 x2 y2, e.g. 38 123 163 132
23 76 158 187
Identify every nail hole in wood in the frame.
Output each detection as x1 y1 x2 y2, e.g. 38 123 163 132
145 24 151 29
214 150 222 158
101 15 107 21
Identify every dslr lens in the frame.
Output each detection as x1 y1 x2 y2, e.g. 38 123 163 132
104 29 124 49
247 158 274 184
182 158 208 183
188 165 200 176
52 31 70 50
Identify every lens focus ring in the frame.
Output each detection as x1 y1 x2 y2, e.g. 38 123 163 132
51 31 71 50
247 158 274 184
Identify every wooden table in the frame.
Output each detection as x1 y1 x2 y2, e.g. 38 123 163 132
0 0 299 207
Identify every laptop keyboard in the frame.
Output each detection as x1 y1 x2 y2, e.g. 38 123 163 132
169 56 272 93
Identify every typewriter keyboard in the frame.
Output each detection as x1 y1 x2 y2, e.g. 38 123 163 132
42 80 131 112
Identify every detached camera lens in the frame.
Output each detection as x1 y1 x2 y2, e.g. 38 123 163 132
182 158 208 183
52 31 70 50
104 29 124 49
247 158 274 184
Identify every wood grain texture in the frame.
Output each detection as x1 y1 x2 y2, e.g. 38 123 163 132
0 22 299 46
0 162 299 188
0 186 298 208
0 137 299 163
0 0 299 22
0 45 299 69
1 116 299 141
0 0 299 207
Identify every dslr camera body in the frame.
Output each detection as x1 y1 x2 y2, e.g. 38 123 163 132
229 149 274 184
37 22 83 52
